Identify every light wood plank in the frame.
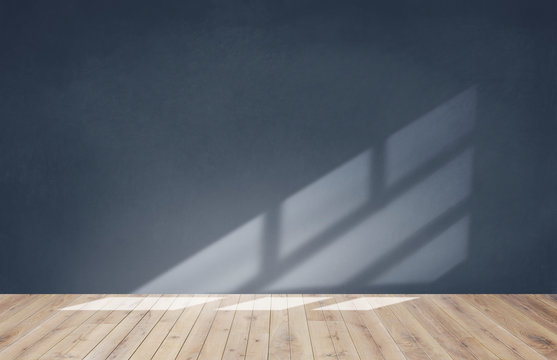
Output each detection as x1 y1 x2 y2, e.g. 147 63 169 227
39 295 136 359
0 294 105 360
500 294 557 334
0 294 79 351
152 295 211 360
289 294 315 360
198 294 241 360
320 296 360 360
389 301 452 360
129 295 192 360
534 295 557 311
56 295 146 359
175 295 226 360
0 294 555 360
412 297 500 360
83 295 160 360
373 301 430 360
0 295 27 313
268 294 290 360
464 294 557 358
0 295 53 331
222 294 256 360
431 294 542 360
0 295 49 327
106 295 176 359
304 295 338 360
334 295 384 360
351 296 406 360
401 297 476 360
0 295 38 320
245 295 271 360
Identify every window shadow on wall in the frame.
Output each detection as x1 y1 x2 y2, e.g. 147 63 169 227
135 87 476 293
1 0 555 294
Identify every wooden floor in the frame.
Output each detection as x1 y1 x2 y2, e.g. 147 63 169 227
0 294 556 359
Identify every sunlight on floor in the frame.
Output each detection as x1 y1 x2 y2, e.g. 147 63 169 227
60 296 221 311
315 296 418 310
60 295 418 311
218 296 330 310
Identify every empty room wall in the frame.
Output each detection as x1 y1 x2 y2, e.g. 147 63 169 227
1 0 556 293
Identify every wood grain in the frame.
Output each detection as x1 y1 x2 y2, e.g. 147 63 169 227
0 294 554 359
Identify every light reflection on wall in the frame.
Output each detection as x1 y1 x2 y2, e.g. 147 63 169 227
135 86 476 293
136 216 264 293
280 150 372 259
372 216 469 285
386 87 476 186
264 148 473 290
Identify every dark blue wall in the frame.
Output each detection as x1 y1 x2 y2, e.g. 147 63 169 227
1 0 556 293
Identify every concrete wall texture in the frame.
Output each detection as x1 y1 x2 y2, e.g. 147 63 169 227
1 0 556 293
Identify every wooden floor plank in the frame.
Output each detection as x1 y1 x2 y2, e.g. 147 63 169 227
431 295 542 360
106 295 176 359
288 294 314 360
0 295 38 320
352 296 406 360
463 294 557 358
320 296 361 360
198 294 241 360
0 294 555 360
39 295 138 359
373 301 430 360
0 294 105 360
0 294 79 351
269 294 290 360
413 297 500 360
0 295 50 327
534 295 557 311
245 295 271 360
222 294 256 360
528 294 557 322
152 295 211 360
500 295 557 334
303 294 338 360
334 295 384 360
55 295 146 359
388 301 453 360
175 294 226 360
0 295 26 313
129 295 192 360
401 297 475 360
0 295 53 331
83 295 160 360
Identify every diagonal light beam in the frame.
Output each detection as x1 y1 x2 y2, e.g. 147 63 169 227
314 296 418 310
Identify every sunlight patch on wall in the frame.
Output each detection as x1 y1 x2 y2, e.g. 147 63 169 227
371 216 470 284
386 87 476 186
279 150 372 259
133 86 476 293
134 215 264 293
263 148 473 290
